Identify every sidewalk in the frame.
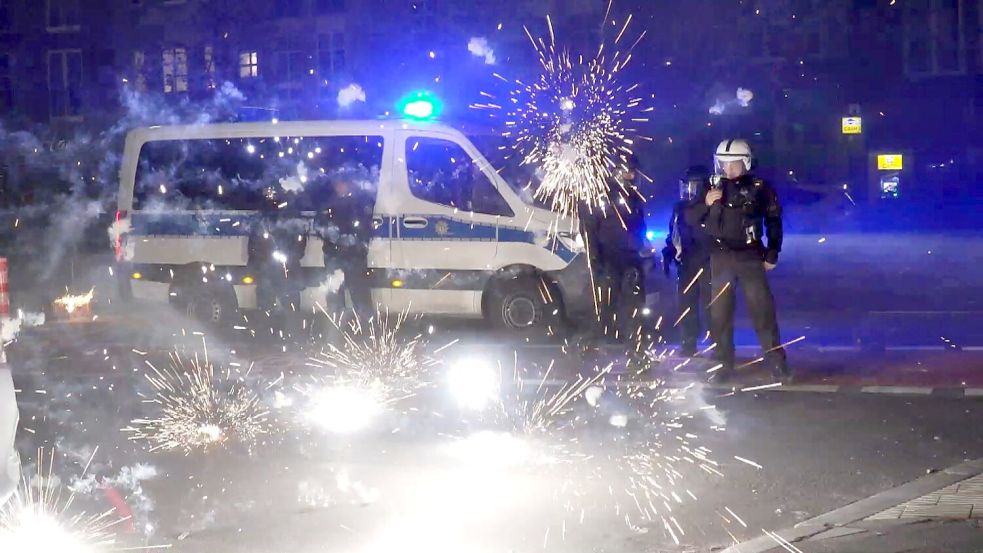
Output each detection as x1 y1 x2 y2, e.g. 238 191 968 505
656 347 983 394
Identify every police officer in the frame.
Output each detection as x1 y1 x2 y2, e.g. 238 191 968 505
317 178 374 315
580 155 647 342
663 165 713 357
697 140 789 381
247 186 309 334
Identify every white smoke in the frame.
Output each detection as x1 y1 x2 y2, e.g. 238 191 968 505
337 84 366 108
278 161 309 193
468 37 497 65
709 87 754 115
736 87 754 107
313 269 346 298
107 216 131 246
1 310 46 344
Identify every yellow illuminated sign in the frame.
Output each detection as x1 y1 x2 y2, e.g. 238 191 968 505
842 117 862 135
877 154 903 171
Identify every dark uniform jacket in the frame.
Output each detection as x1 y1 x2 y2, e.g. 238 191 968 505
316 191 373 257
687 174 783 264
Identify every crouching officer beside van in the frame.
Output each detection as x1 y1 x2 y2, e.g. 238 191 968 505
701 139 790 381
663 166 713 357
248 187 309 324
317 178 374 315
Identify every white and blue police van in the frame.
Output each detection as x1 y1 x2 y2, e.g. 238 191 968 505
114 119 592 334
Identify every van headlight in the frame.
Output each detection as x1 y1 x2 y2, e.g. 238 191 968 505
557 231 585 253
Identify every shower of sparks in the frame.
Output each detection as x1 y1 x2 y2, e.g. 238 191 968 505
474 0 651 219
302 307 438 432
495 359 611 436
54 288 95 314
0 449 169 552
124 351 269 453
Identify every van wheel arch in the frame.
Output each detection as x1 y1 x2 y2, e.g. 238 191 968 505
482 265 565 335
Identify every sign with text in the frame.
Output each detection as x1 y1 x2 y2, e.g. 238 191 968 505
842 116 862 135
877 154 903 171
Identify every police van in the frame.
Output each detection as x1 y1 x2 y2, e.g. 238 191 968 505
115 119 592 333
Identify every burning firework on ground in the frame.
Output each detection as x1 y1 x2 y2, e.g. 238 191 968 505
124 350 269 453
0 448 169 552
53 287 95 318
301 308 439 434
473 0 652 220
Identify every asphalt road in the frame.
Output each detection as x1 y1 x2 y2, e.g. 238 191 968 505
6 311 983 553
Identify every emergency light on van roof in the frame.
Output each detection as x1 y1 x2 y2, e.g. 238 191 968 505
397 91 442 121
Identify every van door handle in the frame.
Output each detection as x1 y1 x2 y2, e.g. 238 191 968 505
402 217 428 229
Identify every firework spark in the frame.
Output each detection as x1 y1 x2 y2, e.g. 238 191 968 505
302 308 437 433
475 1 651 219
124 351 268 453
0 449 169 552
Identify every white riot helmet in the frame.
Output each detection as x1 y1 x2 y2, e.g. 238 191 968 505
714 139 753 173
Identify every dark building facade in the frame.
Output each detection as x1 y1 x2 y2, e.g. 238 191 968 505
0 0 979 202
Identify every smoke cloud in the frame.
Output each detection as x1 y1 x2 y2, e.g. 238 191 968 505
468 37 497 65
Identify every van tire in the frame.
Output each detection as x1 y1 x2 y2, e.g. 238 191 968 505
177 285 237 327
486 275 561 337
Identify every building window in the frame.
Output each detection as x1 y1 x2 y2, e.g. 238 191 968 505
316 0 345 14
274 0 303 17
0 0 11 33
239 51 259 78
47 49 83 120
276 50 308 94
162 47 188 93
203 46 216 90
46 0 80 32
0 53 11 111
904 0 966 77
132 50 147 92
317 33 345 79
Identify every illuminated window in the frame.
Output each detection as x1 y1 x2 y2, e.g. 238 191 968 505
162 47 188 93
239 51 259 78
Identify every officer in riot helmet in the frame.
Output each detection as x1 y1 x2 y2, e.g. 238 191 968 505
692 139 789 381
663 165 713 356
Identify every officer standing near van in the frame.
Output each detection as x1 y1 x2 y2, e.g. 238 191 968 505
318 178 374 315
248 186 308 330
581 155 647 342
663 165 713 356
699 140 790 381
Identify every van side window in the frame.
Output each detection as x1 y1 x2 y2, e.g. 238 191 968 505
134 136 383 212
406 137 514 217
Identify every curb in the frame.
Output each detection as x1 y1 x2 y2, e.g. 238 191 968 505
699 381 983 399
721 458 983 553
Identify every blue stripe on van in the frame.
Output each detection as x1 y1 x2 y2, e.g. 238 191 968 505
129 212 576 263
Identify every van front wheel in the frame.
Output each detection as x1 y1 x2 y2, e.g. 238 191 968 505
174 285 237 327
486 276 561 337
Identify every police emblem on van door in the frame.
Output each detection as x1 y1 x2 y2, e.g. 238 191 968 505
434 219 450 236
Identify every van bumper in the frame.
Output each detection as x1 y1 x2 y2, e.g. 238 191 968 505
548 254 594 319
